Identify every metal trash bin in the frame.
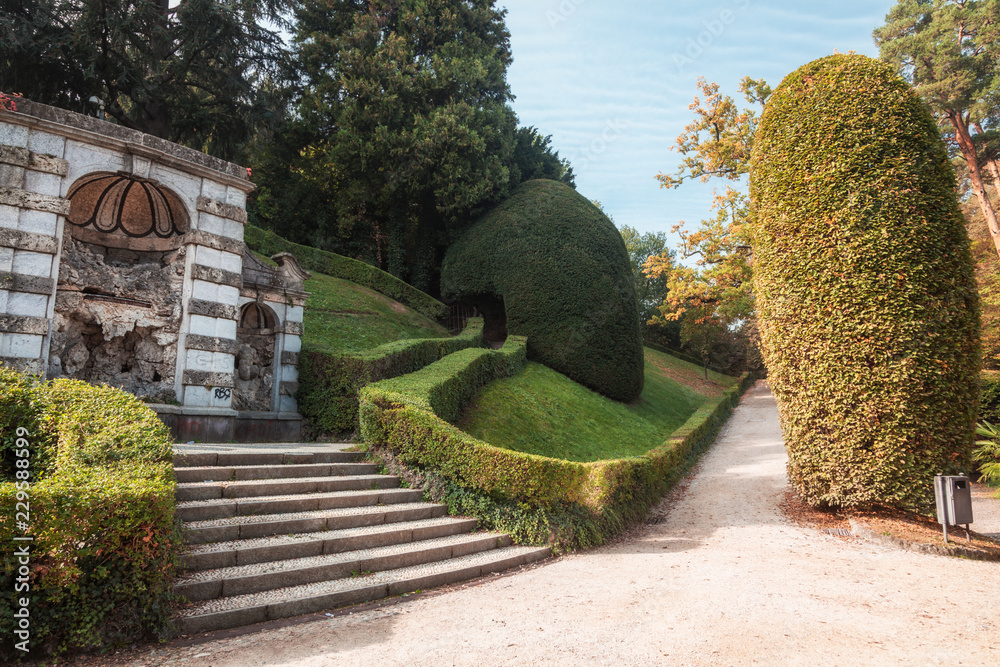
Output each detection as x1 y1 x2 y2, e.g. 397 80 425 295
934 475 973 543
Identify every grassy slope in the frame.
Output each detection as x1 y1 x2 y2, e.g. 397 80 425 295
458 347 737 462
277 250 733 463
301 272 450 355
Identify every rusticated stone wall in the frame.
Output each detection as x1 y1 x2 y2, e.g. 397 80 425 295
0 99 308 441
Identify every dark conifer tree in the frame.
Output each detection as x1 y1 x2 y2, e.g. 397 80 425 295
0 0 291 161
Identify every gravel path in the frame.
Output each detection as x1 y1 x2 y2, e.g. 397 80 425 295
972 483 1000 540
108 381 1000 665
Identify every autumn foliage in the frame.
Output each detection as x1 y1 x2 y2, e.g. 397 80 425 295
0 92 19 111
645 77 766 374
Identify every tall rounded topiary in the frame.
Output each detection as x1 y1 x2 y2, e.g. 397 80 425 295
441 179 644 402
751 54 981 510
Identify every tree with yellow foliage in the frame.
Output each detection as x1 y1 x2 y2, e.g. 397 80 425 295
644 77 766 373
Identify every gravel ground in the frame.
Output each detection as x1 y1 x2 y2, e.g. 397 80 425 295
972 483 1000 540
87 381 1000 666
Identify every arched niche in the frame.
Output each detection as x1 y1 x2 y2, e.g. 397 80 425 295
234 302 278 412
66 171 189 251
50 173 189 402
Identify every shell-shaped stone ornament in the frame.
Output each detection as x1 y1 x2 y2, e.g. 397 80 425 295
66 172 189 249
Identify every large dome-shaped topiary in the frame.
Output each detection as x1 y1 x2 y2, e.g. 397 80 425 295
441 179 644 402
750 54 981 510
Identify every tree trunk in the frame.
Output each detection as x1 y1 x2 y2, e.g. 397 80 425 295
952 112 1000 260
985 157 1000 198
974 122 1000 199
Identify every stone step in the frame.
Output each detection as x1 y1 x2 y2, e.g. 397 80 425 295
176 488 424 522
174 451 365 468
175 474 400 502
175 532 513 602
178 545 551 635
183 503 449 544
175 462 381 484
181 517 479 572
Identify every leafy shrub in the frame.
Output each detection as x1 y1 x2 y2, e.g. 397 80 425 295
974 422 1000 486
371 446 616 554
0 367 52 479
980 372 1000 424
0 368 180 659
750 54 981 510
244 225 448 321
440 179 644 402
44 380 177 470
359 340 753 550
299 319 485 434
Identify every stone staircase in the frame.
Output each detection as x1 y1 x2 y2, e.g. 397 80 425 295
173 447 550 635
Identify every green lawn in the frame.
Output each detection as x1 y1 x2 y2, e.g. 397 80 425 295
302 272 449 355
457 347 737 462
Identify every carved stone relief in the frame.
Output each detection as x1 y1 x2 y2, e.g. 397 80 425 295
49 228 185 403
46 173 190 402
233 302 276 412
66 171 189 251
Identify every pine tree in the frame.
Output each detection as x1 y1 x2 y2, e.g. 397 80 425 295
513 127 575 188
262 0 521 289
875 0 1000 260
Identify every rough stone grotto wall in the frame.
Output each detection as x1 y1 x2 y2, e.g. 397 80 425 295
52 236 185 403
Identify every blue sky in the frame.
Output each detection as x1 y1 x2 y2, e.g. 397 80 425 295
499 0 899 247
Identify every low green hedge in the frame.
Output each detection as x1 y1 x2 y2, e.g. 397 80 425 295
0 366 180 659
359 344 754 550
244 225 448 321
370 445 616 552
0 368 50 479
298 318 486 435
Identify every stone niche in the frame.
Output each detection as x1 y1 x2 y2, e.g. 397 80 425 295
235 302 277 412
49 172 188 402
0 98 309 442
233 252 310 422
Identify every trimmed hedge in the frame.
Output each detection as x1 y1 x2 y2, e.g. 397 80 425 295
359 342 753 550
370 336 529 424
244 225 448 321
440 179 644 402
369 446 615 553
0 369 49 479
0 366 180 659
298 318 485 434
750 54 981 510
